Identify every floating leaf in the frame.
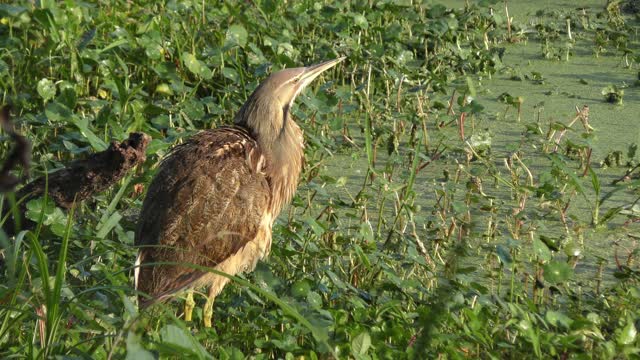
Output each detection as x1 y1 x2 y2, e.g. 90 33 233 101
533 239 552 262
543 261 574 284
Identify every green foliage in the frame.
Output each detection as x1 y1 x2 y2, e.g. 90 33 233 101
1 0 639 359
602 84 625 104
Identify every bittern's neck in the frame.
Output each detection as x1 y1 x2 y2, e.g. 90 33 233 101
235 96 304 214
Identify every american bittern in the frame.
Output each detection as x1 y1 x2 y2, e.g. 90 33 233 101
135 57 344 327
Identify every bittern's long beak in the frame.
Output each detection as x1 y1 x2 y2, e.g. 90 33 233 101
298 57 346 88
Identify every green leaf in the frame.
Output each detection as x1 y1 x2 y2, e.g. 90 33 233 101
496 244 512 265
37 78 56 102
95 211 122 239
222 67 239 83
543 261 574 284
352 331 371 355
617 318 637 345
0 59 8 76
160 324 211 358
56 86 77 109
546 310 573 329
155 83 173 96
218 346 244 360
225 24 248 48
44 102 72 122
353 14 368 29
125 331 154 360
182 52 213 80
549 154 586 200
304 216 325 236
71 116 108 151
307 291 322 308
290 279 311 298
25 198 68 236
589 167 600 197
533 239 552 262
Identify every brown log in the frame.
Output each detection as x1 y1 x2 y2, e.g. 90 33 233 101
0 106 31 193
4 132 150 235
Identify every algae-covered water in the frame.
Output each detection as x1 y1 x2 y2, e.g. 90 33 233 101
317 0 640 284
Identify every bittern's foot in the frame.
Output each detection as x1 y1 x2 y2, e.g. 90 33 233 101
203 308 214 328
203 296 215 328
184 291 195 322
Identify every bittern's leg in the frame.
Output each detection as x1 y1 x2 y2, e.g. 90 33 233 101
184 290 195 322
203 294 215 328
203 277 229 327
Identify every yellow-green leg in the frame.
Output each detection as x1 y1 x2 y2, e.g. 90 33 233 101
203 294 215 328
184 291 195 322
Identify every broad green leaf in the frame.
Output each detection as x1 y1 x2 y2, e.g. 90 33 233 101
291 279 311 298
37 78 56 101
304 216 325 236
222 67 239 83
352 331 371 355
25 198 68 236
225 24 248 48
155 83 173 96
160 324 211 358
125 332 154 360
45 102 72 122
564 242 581 257
533 238 552 262
353 14 368 29
546 310 573 329
218 347 244 360
543 261 574 284
617 318 637 345
182 52 202 75
182 52 213 79
307 291 322 308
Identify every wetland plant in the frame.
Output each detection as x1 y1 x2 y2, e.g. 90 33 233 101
1 1 639 359
602 84 625 104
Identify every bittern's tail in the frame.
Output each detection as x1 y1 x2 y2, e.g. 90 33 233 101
136 269 205 310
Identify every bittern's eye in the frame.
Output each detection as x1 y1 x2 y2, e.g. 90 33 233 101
293 77 300 84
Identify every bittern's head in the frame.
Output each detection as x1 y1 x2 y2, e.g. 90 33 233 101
235 57 345 144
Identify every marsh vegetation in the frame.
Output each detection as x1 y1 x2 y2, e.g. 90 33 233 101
0 0 639 358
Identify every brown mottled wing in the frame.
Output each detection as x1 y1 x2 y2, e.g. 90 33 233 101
135 126 269 305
